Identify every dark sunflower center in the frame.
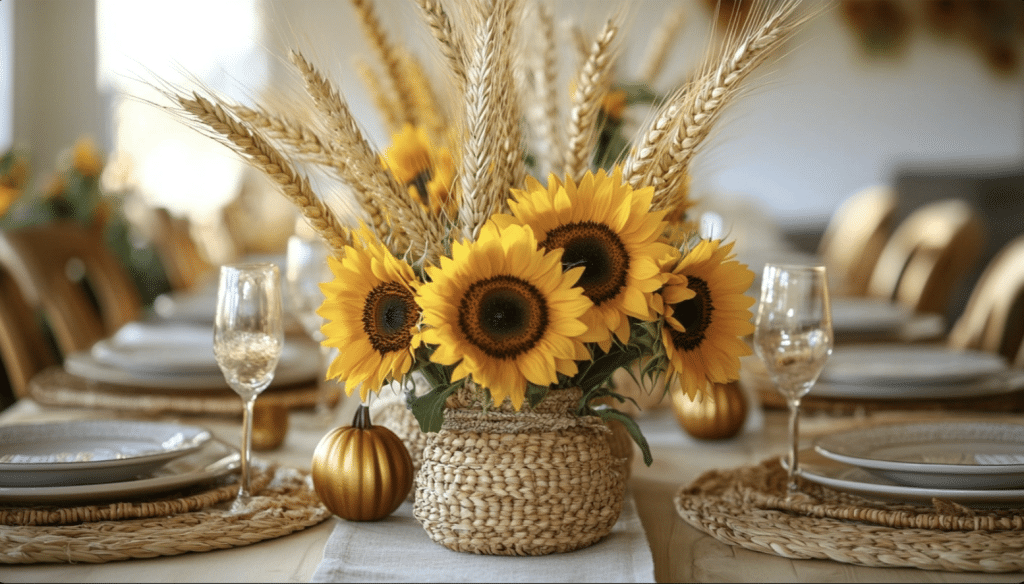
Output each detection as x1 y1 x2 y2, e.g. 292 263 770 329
542 221 628 306
669 276 713 351
362 281 419 354
408 169 432 206
458 275 549 359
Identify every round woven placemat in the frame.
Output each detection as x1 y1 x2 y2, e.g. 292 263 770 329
0 462 331 564
27 367 339 415
675 457 1024 573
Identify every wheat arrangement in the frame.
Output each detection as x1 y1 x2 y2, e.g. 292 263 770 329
154 0 814 456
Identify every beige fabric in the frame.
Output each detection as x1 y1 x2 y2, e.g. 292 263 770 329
312 493 654 582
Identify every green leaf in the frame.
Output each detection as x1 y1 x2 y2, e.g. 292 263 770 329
410 384 459 433
575 345 642 393
594 408 653 466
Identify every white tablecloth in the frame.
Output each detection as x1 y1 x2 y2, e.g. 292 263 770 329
311 492 655 583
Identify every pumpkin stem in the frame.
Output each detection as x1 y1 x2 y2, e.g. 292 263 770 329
353 404 373 429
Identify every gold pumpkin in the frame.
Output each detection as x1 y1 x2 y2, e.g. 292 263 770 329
671 381 748 440
311 404 414 521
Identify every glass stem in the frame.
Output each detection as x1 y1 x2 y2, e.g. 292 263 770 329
239 395 257 500
786 395 802 494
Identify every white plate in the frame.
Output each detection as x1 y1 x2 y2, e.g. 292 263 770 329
0 439 240 504
65 335 321 391
820 344 1008 386
811 368 1024 400
0 420 211 487
793 449 1024 507
829 297 912 334
92 322 221 374
813 422 1024 489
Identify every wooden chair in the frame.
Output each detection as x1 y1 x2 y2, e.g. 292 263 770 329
818 185 898 297
866 199 986 316
149 207 213 291
947 233 1024 368
0 261 60 399
0 220 142 356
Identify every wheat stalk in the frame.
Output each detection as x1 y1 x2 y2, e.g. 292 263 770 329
173 92 351 253
415 0 466 91
458 7 501 238
636 3 687 86
493 0 526 195
355 58 404 136
290 50 446 262
525 0 563 179
564 14 621 183
397 46 450 143
350 0 418 128
624 0 806 209
227 104 336 167
650 0 805 211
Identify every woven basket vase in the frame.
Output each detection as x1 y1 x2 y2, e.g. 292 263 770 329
413 385 627 556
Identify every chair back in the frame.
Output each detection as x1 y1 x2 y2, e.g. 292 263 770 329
866 199 985 315
818 185 897 296
0 260 59 399
948 233 1024 367
150 207 212 291
0 220 141 355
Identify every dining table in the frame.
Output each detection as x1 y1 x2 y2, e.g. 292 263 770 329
1 374 1023 582
2 240 1023 582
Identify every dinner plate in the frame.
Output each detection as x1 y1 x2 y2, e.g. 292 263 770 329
829 297 912 334
65 335 321 391
819 344 1008 386
792 448 1024 506
810 368 1024 400
0 439 240 504
0 420 212 487
813 421 1024 489
91 322 221 375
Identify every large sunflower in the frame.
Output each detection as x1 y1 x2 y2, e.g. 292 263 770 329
318 227 422 401
416 222 592 409
380 124 456 216
661 239 756 399
494 168 675 352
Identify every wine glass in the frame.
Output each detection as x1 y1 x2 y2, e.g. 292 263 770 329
214 262 284 511
753 263 833 495
285 234 336 425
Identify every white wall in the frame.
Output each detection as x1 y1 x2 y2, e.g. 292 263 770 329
0 0 13 150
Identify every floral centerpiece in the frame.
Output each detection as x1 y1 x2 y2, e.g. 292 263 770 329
162 0 807 554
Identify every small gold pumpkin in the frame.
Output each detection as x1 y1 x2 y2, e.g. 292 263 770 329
671 381 748 440
311 404 414 521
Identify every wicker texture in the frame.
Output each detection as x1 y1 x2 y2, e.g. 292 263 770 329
0 463 331 564
675 457 1024 573
413 387 627 556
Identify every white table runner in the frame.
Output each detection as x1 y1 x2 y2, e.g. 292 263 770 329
311 491 654 583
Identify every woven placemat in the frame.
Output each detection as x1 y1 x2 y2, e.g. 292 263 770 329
0 462 331 564
675 457 1024 573
27 367 339 415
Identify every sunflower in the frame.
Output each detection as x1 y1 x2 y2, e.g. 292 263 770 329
495 167 675 352
660 239 756 399
380 124 456 216
318 226 422 401
416 222 592 409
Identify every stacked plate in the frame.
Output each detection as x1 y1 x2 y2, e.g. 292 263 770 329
64 321 322 391
0 420 239 504
812 344 1024 400
829 297 913 339
796 421 1024 505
